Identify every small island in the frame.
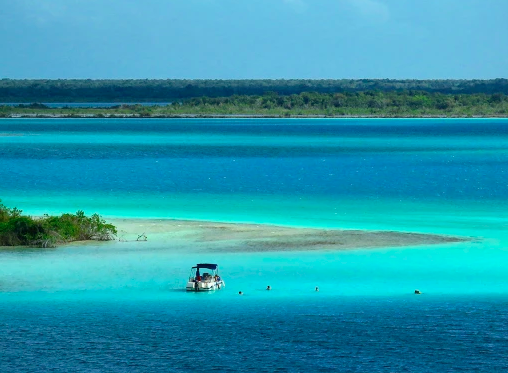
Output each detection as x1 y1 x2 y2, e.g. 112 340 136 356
0 200 117 248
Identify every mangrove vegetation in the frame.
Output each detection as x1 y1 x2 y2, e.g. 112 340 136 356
0 201 117 248
1 90 507 118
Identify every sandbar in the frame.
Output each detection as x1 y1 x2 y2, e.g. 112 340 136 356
111 218 468 252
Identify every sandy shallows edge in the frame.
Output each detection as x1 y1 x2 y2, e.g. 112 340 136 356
110 218 470 252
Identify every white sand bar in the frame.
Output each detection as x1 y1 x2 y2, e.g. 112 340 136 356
111 218 468 252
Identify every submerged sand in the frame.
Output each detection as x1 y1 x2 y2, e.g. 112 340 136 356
110 218 468 252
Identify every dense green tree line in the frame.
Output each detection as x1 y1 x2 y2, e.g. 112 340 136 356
183 91 508 113
1 79 507 102
1 91 507 117
0 201 117 248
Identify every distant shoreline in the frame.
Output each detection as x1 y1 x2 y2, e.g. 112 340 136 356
3 113 508 119
3 89 507 118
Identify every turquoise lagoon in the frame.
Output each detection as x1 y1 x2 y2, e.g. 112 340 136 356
1 119 508 372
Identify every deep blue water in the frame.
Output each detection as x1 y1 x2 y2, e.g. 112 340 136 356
2 119 508 202
1 118 508 372
2 297 508 372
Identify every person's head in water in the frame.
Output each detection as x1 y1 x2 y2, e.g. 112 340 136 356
315 287 319 292
266 286 271 290
239 291 243 295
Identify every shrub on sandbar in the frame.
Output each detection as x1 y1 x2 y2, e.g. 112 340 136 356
0 200 117 248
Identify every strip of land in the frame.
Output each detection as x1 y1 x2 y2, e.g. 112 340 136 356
4 113 508 119
2 89 507 118
111 218 468 252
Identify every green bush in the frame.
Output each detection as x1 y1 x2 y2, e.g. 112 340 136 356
0 200 117 248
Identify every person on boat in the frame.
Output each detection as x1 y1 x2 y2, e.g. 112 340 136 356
195 269 202 282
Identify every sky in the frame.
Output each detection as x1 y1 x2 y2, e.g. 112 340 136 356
0 0 507 79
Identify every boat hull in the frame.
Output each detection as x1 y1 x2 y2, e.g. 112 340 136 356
186 280 225 292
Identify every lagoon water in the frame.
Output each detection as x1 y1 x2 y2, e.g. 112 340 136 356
1 118 508 372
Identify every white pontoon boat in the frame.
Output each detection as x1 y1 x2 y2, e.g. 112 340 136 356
186 263 225 292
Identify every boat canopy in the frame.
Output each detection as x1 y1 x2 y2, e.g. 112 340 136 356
193 263 218 270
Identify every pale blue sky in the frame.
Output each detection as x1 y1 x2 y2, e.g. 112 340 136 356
1 0 507 79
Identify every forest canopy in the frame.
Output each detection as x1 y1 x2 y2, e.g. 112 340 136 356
1 79 508 102
1 90 507 117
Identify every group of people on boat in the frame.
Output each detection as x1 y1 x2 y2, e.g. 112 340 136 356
194 268 221 283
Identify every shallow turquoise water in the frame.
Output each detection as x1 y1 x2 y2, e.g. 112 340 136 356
1 118 508 371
